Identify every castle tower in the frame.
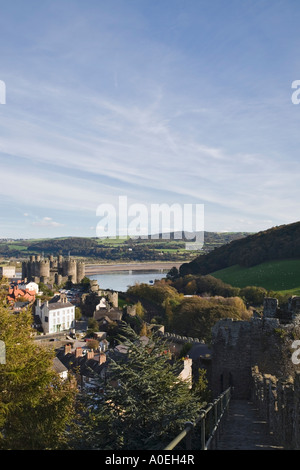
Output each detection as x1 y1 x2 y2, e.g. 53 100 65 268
55 273 63 286
48 255 54 268
77 261 85 283
39 259 50 281
58 255 63 274
22 262 27 280
107 291 118 308
63 258 77 283
29 255 36 278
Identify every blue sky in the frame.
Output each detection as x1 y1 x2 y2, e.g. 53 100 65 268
1 0 300 239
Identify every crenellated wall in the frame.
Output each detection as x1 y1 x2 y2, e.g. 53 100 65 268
211 299 300 399
251 367 300 449
22 254 85 285
211 297 300 448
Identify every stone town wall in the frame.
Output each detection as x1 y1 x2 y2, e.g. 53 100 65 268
211 315 300 399
211 299 300 447
251 367 300 449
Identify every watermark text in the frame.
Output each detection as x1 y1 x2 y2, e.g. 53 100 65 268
96 196 204 250
0 80 6 104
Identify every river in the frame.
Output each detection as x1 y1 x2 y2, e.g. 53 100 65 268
88 269 169 292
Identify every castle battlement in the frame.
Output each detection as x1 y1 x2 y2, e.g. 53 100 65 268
22 254 85 286
211 296 300 401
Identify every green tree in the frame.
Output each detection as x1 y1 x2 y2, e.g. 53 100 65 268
80 276 91 290
240 285 267 306
192 368 212 403
75 306 82 320
86 338 99 350
38 282 54 299
87 317 99 335
81 325 204 450
0 279 78 449
135 301 145 319
166 266 179 280
171 296 249 342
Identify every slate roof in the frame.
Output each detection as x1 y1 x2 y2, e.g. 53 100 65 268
47 301 74 310
53 356 68 375
187 343 211 359
56 349 107 378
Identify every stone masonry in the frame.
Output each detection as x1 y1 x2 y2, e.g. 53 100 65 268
211 296 300 448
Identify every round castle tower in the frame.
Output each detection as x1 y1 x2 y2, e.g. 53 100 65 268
63 258 77 283
77 261 85 283
38 259 50 282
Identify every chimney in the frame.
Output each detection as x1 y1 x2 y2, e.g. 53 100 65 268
75 347 82 358
64 344 72 355
87 350 94 360
99 352 106 365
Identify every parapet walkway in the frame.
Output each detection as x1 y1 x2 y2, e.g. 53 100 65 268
215 400 284 450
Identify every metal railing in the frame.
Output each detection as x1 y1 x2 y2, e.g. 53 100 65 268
164 387 232 450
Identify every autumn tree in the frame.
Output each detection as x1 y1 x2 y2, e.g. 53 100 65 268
171 296 250 342
0 279 78 449
135 300 145 319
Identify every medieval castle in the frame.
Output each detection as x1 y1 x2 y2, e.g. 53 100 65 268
22 254 85 285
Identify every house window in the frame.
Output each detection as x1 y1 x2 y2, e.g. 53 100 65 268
45 316 48 322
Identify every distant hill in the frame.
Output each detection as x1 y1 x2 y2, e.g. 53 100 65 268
179 221 300 277
26 237 98 255
0 232 250 260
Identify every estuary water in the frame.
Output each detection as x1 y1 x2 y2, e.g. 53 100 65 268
88 270 168 292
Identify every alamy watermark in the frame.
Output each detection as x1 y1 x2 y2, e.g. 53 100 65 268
0 80 6 104
291 80 300 104
96 196 204 250
292 340 300 364
0 340 6 365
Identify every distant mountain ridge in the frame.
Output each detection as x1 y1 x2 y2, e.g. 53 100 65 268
179 221 300 277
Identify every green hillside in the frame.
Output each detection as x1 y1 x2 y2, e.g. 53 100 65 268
180 221 300 277
211 258 300 295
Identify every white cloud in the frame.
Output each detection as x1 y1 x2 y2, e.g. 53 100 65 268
1 1 300 237
31 217 64 227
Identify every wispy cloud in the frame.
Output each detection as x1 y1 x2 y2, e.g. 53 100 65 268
1 1 300 236
31 217 64 227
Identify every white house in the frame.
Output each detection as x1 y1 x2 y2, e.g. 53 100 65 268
0 266 16 278
53 357 68 380
95 297 108 310
178 358 193 388
25 281 39 294
35 298 75 334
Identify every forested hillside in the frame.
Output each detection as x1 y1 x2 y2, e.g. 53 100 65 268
179 221 300 276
